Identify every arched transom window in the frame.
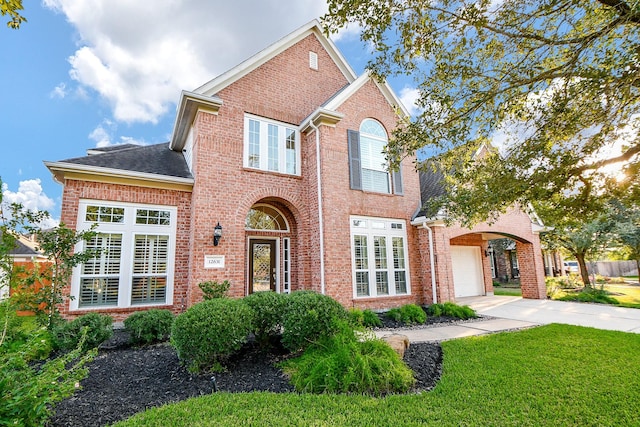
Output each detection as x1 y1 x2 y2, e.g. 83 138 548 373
245 204 289 231
359 119 390 193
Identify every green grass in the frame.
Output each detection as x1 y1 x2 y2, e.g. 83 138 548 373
493 287 522 296
114 324 640 426
603 284 640 309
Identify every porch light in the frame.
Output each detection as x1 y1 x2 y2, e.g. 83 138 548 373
485 246 494 257
213 222 223 246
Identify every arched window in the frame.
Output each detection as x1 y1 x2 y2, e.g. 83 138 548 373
359 119 390 193
245 204 289 231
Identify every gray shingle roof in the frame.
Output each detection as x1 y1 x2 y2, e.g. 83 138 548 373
59 143 192 179
416 164 447 219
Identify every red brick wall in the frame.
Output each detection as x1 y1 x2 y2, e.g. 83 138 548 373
58 179 192 322
419 208 546 302
318 79 423 309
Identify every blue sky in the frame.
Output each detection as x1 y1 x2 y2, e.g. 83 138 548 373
0 1 418 226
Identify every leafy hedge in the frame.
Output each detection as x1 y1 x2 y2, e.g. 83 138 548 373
281 291 349 352
124 309 174 345
52 312 113 351
171 298 253 372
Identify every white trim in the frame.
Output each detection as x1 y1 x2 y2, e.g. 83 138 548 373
350 215 411 299
44 161 194 186
324 71 410 118
196 20 356 96
71 200 177 311
243 114 301 176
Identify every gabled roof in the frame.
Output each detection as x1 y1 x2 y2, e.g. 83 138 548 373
45 143 193 188
196 20 357 96
323 71 410 118
170 20 359 151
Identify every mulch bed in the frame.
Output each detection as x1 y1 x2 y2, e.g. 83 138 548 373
49 319 452 427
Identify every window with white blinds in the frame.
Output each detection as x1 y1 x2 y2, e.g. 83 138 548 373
350 216 410 298
72 201 176 310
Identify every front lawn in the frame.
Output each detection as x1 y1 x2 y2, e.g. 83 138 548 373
115 324 640 426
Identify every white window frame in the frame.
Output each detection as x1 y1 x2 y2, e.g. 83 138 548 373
243 114 301 176
360 119 391 194
350 216 411 298
70 200 177 311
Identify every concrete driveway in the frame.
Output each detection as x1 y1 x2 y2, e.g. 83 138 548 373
459 296 640 334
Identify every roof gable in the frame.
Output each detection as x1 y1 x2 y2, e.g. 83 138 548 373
195 20 357 97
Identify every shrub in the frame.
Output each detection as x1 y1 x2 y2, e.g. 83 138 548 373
386 307 402 322
0 327 95 426
385 304 426 325
171 298 253 372
558 287 619 305
427 302 477 320
281 321 415 395
362 309 382 328
349 307 365 326
53 312 113 351
243 291 286 347
198 280 231 300
399 304 427 324
124 309 174 345
281 291 349 352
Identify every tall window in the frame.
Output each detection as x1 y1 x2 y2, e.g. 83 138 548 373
360 119 389 193
348 119 403 194
350 216 410 298
244 115 300 175
72 201 176 310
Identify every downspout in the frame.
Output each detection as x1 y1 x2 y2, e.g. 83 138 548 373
422 221 438 304
309 120 326 294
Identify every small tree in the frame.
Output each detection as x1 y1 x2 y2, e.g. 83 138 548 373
542 216 613 288
610 201 640 283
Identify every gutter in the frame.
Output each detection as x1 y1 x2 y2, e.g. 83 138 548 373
411 216 438 304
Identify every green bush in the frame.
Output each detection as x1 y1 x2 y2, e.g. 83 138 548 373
171 298 253 373
349 307 365 326
385 304 426 325
243 291 286 346
281 291 349 352
558 287 619 305
0 327 95 426
198 280 231 300
281 321 415 395
53 312 113 351
362 309 382 328
386 307 402 322
426 302 477 320
124 309 174 345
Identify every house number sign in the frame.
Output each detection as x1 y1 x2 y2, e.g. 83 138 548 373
204 255 225 269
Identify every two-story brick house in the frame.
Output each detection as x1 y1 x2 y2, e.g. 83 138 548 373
45 20 546 321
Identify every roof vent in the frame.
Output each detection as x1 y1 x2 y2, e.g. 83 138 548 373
309 51 318 70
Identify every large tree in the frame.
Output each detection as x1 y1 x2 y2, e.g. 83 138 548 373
324 0 640 225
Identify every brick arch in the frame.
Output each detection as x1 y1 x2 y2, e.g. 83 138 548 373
234 187 305 228
447 230 545 300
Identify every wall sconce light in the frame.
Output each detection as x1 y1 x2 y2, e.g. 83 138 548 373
485 246 494 257
213 222 223 246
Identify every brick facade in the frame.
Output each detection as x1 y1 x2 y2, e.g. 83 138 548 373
49 22 546 321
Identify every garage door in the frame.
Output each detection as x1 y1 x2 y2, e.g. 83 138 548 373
450 246 485 298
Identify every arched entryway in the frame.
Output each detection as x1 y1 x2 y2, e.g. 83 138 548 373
244 200 296 295
448 231 545 300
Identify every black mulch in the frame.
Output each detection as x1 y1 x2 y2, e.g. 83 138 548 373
47 316 471 427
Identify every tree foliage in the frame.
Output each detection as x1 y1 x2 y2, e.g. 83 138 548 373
0 0 26 29
324 0 640 225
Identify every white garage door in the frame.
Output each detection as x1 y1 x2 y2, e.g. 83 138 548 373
451 246 485 298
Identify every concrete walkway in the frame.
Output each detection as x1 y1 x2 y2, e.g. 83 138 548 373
376 296 640 343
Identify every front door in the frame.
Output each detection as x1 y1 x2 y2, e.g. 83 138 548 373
249 239 276 293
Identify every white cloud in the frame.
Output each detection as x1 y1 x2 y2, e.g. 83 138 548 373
2 179 59 228
50 83 67 98
399 86 422 116
89 121 147 147
43 0 328 124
